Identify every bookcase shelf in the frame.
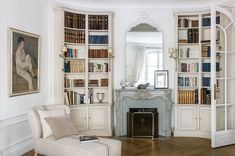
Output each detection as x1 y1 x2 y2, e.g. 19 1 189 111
174 11 223 139
55 8 113 136
64 27 85 31
64 42 86 46
61 11 113 107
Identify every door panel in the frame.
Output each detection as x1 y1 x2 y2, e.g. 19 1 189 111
70 107 87 130
89 106 108 130
178 106 197 130
211 5 235 148
199 107 211 131
216 106 225 131
227 105 235 129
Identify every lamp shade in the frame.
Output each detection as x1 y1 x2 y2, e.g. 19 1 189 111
61 46 67 52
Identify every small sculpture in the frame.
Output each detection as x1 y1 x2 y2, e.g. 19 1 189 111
137 83 150 89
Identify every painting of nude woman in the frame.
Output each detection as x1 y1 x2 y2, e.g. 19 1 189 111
9 28 40 96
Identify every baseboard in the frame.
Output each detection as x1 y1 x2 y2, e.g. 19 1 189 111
1 136 34 156
0 114 34 156
174 130 211 139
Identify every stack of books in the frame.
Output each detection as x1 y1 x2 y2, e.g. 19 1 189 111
80 135 98 143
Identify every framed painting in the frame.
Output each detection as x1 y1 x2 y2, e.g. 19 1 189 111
9 28 40 96
154 70 168 89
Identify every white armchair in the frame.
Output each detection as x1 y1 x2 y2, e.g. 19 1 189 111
28 104 121 156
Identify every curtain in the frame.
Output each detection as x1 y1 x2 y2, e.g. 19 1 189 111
132 46 145 83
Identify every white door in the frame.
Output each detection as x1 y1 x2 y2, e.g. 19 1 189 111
177 106 197 130
70 106 87 131
211 5 235 148
89 106 108 130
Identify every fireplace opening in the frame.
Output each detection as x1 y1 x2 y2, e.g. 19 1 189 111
127 108 158 139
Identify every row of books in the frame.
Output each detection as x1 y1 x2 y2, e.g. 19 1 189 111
64 60 85 73
201 88 211 104
178 89 198 104
64 78 85 88
178 48 199 58
202 63 220 72
178 77 198 87
89 35 108 44
89 63 108 72
178 29 199 43
202 77 210 87
88 79 109 87
64 29 85 44
179 63 199 72
202 46 211 57
88 49 108 58
64 12 86 29
178 18 199 28
202 16 220 27
64 91 86 105
88 15 108 30
64 48 79 58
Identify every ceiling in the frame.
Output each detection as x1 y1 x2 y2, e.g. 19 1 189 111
48 0 233 9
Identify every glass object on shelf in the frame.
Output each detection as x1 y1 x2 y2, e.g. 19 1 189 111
120 80 130 89
97 93 105 103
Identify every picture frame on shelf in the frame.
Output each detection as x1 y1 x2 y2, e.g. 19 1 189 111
154 70 168 89
9 28 40 96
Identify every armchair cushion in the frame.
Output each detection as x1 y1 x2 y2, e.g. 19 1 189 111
38 109 66 138
45 115 78 139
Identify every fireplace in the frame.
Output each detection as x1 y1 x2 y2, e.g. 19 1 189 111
127 108 158 139
114 89 173 137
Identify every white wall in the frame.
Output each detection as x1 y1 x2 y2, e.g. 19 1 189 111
0 0 51 155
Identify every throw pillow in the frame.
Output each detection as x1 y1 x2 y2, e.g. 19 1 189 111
37 109 65 138
45 115 78 140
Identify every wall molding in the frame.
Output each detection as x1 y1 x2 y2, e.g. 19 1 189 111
1 136 34 156
0 114 34 156
0 113 28 129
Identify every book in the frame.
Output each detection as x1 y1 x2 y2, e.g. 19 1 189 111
80 135 98 143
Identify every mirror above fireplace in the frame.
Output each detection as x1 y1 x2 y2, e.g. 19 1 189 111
125 23 163 87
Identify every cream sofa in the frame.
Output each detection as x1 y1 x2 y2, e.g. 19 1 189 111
28 104 121 156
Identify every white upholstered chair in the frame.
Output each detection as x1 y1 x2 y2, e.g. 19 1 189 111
28 104 121 156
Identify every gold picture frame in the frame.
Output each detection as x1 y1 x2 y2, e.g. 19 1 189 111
8 28 40 96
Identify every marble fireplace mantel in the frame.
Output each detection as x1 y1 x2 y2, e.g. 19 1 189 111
114 88 173 137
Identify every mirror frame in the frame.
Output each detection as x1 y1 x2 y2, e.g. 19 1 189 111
124 13 164 85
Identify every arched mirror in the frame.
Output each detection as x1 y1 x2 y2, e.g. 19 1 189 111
125 23 163 86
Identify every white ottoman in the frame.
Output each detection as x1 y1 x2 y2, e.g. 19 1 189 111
35 136 121 156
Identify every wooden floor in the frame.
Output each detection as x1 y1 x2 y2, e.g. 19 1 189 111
23 137 235 156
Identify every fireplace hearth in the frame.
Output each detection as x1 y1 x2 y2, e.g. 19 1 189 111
127 108 158 139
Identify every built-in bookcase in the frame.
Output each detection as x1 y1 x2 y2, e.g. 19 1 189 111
62 11 113 106
174 11 222 139
176 13 221 105
54 8 114 136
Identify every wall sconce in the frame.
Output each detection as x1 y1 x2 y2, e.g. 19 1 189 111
168 48 178 59
59 46 67 59
107 47 114 71
107 47 114 58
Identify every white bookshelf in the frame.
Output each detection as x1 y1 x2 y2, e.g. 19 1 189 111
174 11 222 139
54 8 114 136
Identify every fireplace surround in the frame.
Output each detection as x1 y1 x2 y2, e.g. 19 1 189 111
114 88 173 137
